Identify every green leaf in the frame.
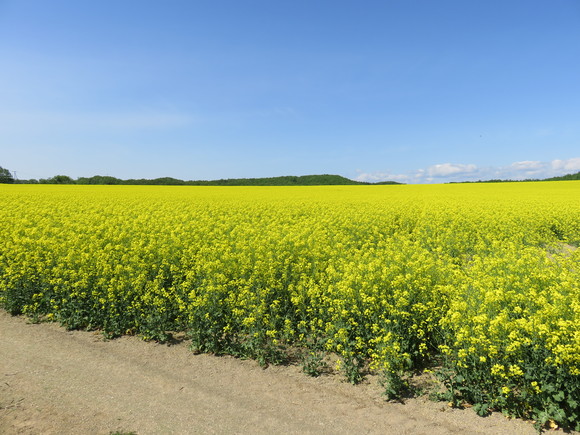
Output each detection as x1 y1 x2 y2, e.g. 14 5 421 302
473 402 490 416
542 384 556 393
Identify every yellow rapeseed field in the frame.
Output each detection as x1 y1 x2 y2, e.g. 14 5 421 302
1 182 579 429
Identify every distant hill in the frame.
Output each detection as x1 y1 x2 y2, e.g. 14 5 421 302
184 174 369 186
543 171 580 181
20 174 403 186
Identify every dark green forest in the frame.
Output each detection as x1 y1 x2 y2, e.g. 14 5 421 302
5 172 402 186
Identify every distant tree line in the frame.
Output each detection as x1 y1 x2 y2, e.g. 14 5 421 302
448 171 580 184
4 165 580 186
544 172 580 181
7 173 404 186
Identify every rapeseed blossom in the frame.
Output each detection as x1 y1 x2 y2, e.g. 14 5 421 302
0 182 578 429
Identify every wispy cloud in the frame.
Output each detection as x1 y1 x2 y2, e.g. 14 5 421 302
356 162 481 184
427 163 478 177
552 157 580 172
510 160 544 171
0 109 198 132
356 157 580 184
505 160 547 178
500 158 580 180
354 171 413 183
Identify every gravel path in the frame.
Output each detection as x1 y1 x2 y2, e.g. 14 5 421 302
0 310 539 434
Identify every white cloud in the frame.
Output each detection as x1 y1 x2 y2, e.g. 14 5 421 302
510 160 544 171
501 158 580 180
506 160 548 177
355 172 411 183
427 163 478 177
356 157 580 184
355 163 479 184
551 157 580 172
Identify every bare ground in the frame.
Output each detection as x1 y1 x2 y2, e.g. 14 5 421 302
0 310 544 434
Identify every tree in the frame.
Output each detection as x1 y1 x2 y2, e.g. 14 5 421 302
0 166 15 183
41 175 75 184
77 175 122 185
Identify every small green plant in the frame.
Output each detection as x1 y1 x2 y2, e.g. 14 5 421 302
381 370 410 400
301 350 327 377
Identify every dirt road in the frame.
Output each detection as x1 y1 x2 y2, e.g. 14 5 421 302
0 310 539 434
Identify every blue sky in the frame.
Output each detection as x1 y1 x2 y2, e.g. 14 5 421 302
1 0 579 183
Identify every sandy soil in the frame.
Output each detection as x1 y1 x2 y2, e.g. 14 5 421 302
0 310 545 435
